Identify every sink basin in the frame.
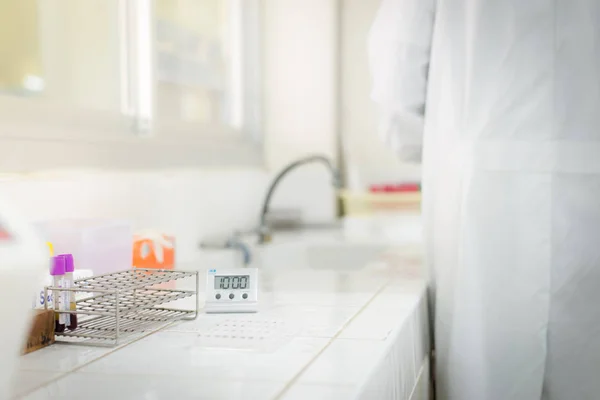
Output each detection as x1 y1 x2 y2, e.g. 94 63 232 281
253 242 388 271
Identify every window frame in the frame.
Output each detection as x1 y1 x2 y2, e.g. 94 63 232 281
0 0 264 172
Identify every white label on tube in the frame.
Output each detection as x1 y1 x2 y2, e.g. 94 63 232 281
55 277 66 325
63 279 71 326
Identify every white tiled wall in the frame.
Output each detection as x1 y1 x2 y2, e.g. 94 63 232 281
0 166 336 264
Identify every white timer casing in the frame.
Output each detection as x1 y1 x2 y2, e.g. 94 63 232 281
205 268 258 314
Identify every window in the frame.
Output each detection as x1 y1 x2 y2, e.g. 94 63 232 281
0 0 262 170
1 1 125 117
153 0 261 139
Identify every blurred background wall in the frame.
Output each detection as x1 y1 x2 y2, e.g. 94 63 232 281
0 0 419 262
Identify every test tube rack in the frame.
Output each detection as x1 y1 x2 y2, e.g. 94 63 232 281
44 269 199 346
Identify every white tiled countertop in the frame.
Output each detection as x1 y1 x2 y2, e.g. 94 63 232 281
13 227 429 400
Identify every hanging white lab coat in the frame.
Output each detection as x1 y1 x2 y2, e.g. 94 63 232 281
369 0 600 399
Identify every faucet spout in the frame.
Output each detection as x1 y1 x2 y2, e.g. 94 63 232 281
258 154 341 244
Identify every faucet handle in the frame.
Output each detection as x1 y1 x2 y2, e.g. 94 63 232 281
259 231 272 244
332 170 343 189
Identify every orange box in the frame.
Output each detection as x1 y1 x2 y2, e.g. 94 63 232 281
133 232 175 270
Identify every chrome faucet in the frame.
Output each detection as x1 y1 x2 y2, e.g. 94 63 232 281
199 155 342 258
257 154 342 244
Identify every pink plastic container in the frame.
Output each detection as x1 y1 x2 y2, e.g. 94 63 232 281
35 219 133 276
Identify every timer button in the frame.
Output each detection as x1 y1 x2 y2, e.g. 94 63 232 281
215 293 221 300
229 293 235 300
242 293 248 300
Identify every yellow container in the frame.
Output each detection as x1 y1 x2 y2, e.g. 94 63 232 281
339 190 421 216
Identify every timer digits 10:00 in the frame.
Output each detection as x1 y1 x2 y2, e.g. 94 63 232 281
205 268 258 314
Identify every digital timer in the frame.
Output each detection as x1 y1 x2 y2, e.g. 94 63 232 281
205 268 258 314
214 275 250 290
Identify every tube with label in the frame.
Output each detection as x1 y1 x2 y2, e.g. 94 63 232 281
50 256 66 333
62 254 77 330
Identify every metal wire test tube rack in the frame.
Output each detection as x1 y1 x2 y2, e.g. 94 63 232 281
45 269 199 346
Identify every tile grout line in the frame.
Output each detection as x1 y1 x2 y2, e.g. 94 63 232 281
271 281 391 400
17 282 393 399
13 321 178 399
407 356 430 400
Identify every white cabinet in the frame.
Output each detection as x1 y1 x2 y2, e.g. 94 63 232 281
0 0 262 171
